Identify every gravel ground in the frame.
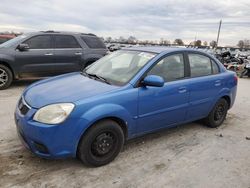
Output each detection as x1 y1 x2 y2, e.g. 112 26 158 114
0 78 250 188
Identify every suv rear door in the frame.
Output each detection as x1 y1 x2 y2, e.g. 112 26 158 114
52 35 83 73
15 35 54 78
80 35 107 66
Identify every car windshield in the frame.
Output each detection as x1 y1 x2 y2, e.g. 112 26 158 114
0 35 27 48
84 50 156 86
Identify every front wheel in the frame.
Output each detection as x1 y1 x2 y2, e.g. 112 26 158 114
204 98 229 128
0 65 13 90
77 120 124 167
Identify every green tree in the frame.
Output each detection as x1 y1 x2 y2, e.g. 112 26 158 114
210 40 217 48
194 40 202 47
174 39 184 46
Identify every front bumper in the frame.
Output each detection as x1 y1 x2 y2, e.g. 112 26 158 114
14 99 84 159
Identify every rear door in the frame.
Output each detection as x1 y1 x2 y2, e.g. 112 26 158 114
52 35 83 74
80 35 107 65
15 35 54 78
186 52 223 120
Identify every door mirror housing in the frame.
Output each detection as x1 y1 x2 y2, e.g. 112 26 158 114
142 75 164 87
17 43 29 51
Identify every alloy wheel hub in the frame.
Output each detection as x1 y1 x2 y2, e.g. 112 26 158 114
0 68 8 87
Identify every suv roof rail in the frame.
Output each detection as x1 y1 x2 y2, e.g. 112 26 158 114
81 33 96 36
40 30 60 33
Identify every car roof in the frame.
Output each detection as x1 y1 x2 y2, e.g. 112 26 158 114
122 46 202 54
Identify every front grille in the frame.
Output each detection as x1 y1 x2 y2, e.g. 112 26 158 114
18 97 30 116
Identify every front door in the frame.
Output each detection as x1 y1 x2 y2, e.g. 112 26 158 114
15 35 54 78
137 53 189 134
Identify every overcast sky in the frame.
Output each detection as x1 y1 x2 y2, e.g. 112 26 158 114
0 0 250 46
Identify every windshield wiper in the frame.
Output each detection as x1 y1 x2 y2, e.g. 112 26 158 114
82 72 111 85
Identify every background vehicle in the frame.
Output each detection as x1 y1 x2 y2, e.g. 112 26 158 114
15 47 237 167
240 57 250 78
0 34 16 44
0 31 107 89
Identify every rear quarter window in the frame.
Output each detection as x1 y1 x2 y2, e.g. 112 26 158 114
211 60 220 74
81 36 106 49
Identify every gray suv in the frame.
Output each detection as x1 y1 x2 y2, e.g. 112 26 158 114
0 31 107 89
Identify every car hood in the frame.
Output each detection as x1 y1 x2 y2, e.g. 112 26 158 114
23 72 119 108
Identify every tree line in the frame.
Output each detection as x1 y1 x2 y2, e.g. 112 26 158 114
104 36 220 48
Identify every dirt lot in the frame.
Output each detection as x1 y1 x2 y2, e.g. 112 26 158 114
0 78 250 188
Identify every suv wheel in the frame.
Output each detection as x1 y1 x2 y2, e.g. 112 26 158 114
0 65 13 90
204 98 229 128
77 120 124 167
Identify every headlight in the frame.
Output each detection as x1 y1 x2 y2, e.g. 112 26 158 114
33 103 75 124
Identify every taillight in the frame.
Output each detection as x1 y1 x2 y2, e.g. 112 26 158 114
234 74 238 84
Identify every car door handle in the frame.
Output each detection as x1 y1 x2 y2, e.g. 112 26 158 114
178 87 187 93
75 52 82 55
215 80 221 86
44 53 53 56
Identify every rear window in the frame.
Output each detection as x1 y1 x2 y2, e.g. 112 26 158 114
81 36 106 49
54 35 81 48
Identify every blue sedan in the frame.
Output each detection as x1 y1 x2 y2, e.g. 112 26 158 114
15 47 237 166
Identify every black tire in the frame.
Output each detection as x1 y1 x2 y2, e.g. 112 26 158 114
204 98 229 128
0 64 13 90
77 120 124 167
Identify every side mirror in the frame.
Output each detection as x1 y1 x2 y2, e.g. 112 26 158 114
142 75 164 87
17 43 29 51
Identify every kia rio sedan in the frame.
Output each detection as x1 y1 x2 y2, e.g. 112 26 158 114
15 47 237 166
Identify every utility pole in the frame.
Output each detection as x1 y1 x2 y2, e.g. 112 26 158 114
216 20 222 47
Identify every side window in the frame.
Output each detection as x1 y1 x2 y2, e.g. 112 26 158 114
54 35 81 48
147 54 185 82
211 60 220 74
24 35 52 49
188 54 212 77
81 36 106 49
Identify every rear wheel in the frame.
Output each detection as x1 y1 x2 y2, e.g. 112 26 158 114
77 120 124 167
204 98 229 128
0 65 13 90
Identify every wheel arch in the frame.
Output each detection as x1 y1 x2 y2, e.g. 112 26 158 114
0 61 15 79
221 95 231 108
75 116 128 157
82 116 128 139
